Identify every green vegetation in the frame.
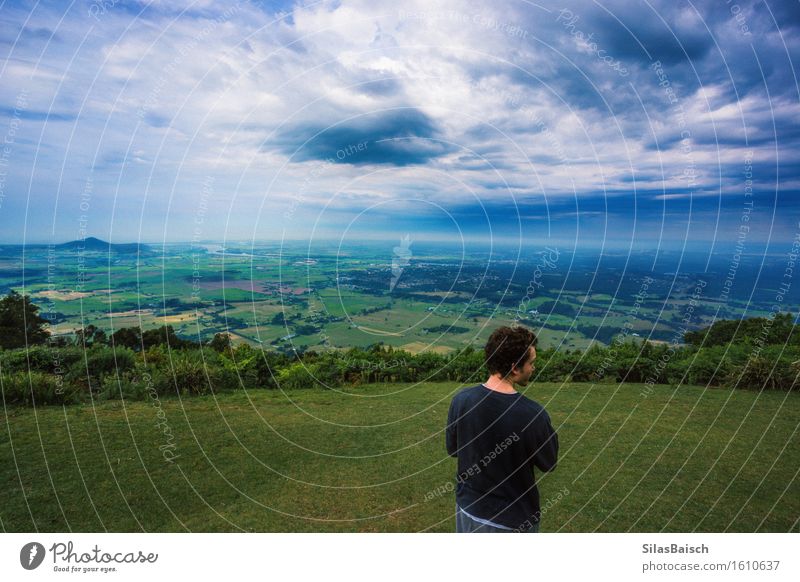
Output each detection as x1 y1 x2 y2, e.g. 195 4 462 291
2 326 799 407
0 286 797 407
1 382 797 532
685 312 799 347
0 290 48 349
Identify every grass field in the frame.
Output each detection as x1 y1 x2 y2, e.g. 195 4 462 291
1 382 798 532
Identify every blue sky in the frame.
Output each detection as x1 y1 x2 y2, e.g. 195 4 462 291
0 0 798 250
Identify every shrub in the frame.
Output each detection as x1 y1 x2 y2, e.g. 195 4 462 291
0 371 82 406
686 348 731 386
97 373 152 401
277 362 323 390
150 349 240 396
0 345 83 375
85 346 136 378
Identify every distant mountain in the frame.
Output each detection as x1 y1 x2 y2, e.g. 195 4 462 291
56 237 151 253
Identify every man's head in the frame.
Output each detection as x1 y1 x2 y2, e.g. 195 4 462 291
484 326 538 386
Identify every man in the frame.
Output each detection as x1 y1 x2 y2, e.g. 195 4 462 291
446 325 558 532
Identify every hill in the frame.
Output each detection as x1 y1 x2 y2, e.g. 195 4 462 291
56 236 151 253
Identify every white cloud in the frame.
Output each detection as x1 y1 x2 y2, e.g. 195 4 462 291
0 0 796 243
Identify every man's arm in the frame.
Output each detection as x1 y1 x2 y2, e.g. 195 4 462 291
445 399 458 457
531 409 558 472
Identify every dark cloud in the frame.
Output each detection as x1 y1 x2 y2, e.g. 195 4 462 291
501 65 613 115
272 108 455 165
757 0 800 30
506 0 797 118
0 107 76 122
734 160 800 184
355 77 403 97
591 10 714 66
21 26 58 42
143 112 171 128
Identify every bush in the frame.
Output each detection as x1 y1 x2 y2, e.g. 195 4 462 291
2 322 799 408
85 346 136 378
172 351 214 395
0 345 83 375
1 371 83 406
686 347 731 386
277 362 323 390
97 373 152 401
151 349 240 396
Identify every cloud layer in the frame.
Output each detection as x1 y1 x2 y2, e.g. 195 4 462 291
0 0 797 248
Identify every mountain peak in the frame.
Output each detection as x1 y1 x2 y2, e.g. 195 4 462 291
56 237 150 253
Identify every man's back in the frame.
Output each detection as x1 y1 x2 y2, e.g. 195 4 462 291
446 384 558 530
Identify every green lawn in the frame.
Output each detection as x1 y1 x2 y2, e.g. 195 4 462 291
1 382 797 532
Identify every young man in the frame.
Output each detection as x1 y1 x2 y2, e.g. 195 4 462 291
446 325 558 532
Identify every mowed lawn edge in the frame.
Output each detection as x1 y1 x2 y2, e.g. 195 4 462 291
1 382 798 532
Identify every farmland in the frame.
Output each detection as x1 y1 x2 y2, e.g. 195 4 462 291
0 239 784 354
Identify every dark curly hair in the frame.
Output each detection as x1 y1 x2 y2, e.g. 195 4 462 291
484 326 538 377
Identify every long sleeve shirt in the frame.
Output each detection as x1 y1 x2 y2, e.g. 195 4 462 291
446 384 559 529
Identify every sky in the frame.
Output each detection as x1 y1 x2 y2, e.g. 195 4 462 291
0 0 798 251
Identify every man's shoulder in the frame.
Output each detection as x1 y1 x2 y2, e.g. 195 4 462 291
517 394 551 422
450 384 485 404
450 385 551 420
518 393 545 410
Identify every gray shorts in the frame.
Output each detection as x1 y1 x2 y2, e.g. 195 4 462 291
455 505 540 533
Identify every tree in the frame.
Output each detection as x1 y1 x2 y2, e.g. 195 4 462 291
685 313 797 347
141 325 194 349
74 324 108 346
208 332 232 353
0 291 49 349
111 326 142 350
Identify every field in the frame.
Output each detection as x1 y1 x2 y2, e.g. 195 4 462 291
1 382 797 532
0 240 787 355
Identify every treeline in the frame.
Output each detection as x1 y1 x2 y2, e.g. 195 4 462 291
0 290 798 407
684 312 799 347
2 326 798 407
0 339 487 406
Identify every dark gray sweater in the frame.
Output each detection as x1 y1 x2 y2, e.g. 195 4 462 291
446 384 559 529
